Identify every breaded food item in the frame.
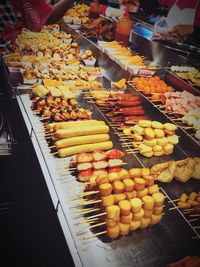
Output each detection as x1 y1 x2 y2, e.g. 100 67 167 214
120 213 133 224
106 205 120 221
153 145 163 152
119 200 131 216
153 205 164 215
164 123 178 132
144 128 155 140
142 168 151 176
139 144 153 153
142 195 154 210
163 143 174 155
192 157 200 180
113 181 125 194
107 225 120 239
137 188 148 198
119 222 130 235
151 214 163 225
151 161 176 183
154 129 165 138
140 217 151 228
118 169 130 180
123 179 134 192
138 120 152 128
167 135 179 145
154 151 164 156
134 178 145 190
102 194 115 207
133 133 143 142
157 137 168 146
151 121 164 129
114 193 126 203
130 220 141 231
129 168 143 178
142 151 154 157
99 183 112 196
130 198 142 213
174 158 196 183
133 124 144 135
133 208 144 220
144 138 157 147
152 192 165 206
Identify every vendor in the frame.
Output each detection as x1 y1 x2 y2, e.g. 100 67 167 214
0 0 73 52
123 0 200 43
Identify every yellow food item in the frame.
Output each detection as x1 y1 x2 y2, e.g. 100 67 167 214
119 200 131 216
142 195 155 210
102 194 115 207
130 220 141 231
130 198 142 213
133 208 144 220
107 225 120 239
99 183 112 196
144 128 155 140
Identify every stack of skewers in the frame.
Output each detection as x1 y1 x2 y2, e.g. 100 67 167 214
74 167 165 239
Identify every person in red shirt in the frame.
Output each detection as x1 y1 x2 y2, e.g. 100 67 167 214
0 0 73 52
122 0 200 42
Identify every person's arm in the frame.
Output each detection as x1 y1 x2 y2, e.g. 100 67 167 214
46 0 73 24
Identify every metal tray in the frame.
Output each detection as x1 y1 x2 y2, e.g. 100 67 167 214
2 25 200 266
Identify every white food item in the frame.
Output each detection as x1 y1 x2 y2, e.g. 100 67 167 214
195 130 200 140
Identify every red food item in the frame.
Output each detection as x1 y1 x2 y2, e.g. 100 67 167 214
119 107 145 116
106 149 124 159
113 94 140 102
118 100 141 107
78 169 93 182
108 167 123 173
76 152 93 163
123 115 148 122
92 150 107 161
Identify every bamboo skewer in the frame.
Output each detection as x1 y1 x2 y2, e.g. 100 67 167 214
82 230 107 240
75 218 99 226
88 222 106 229
72 207 100 215
73 208 100 216
188 218 199 223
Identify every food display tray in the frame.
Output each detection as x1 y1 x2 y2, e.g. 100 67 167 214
3 25 200 266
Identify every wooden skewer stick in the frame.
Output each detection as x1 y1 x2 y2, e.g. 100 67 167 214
51 151 58 156
194 226 200 229
73 207 100 214
168 199 179 203
190 214 200 217
82 230 107 240
49 145 56 149
75 218 99 226
73 208 100 216
168 206 177 211
77 190 99 197
88 222 106 229
188 218 199 223
192 236 200 239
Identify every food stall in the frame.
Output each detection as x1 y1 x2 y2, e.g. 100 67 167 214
1 4 200 266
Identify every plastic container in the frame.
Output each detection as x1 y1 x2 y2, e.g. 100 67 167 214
105 7 124 18
89 0 99 19
115 9 133 47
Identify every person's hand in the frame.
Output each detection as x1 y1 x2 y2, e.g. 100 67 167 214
168 24 194 38
120 0 140 13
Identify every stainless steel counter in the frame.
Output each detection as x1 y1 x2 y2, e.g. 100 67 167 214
3 25 200 267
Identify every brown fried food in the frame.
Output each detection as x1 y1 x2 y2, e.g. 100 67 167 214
151 161 176 183
192 157 200 180
174 158 195 183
